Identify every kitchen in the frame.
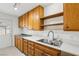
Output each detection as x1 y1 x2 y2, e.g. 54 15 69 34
0 3 79 56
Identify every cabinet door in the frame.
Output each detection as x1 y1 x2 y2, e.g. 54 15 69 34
19 16 24 28
35 48 43 56
20 38 23 52
33 6 44 30
23 13 29 28
28 10 34 29
28 41 34 56
64 3 79 31
18 16 22 28
23 40 28 55
17 38 21 50
15 36 23 52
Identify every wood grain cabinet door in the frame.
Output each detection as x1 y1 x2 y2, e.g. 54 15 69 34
20 38 23 52
64 3 79 31
28 10 34 29
27 41 35 56
18 38 21 50
18 16 22 28
15 36 23 52
18 16 24 28
23 13 29 28
33 6 44 30
23 39 28 55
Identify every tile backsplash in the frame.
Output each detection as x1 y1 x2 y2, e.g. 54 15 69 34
22 28 79 46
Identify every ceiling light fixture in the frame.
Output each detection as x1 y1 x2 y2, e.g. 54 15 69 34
13 3 20 11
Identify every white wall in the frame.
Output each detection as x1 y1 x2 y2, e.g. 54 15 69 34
44 3 63 30
0 12 19 48
44 3 63 16
22 3 79 46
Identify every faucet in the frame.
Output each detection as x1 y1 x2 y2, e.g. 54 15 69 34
47 31 54 41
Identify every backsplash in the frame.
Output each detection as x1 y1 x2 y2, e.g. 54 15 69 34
21 28 79 46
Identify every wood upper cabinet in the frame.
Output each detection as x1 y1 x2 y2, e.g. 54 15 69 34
19 15 24 28
18 5 44 30
28 10 34 29
18 16 22 28
33 6 44 30
28 6 44 30
19 13 29 28
23 13 29 28
64 3 79 31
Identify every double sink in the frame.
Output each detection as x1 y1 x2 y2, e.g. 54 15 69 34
37 39 63 47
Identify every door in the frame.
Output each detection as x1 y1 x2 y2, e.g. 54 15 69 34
0 26 11 48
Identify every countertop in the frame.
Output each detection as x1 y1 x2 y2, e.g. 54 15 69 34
17 35 79 56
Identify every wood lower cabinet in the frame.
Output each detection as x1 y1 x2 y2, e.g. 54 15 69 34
35 43 61 56
15 36 61 56
23 39 61 56
23 39 35 56
35 48 44 56
15 36 23 52
23 39 28 55
64 3 79 31
28 41 35 56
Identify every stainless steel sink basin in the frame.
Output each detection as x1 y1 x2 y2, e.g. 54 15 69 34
20 34 32 37
38 39 63 47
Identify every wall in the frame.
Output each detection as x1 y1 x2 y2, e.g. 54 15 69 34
22 3 79 46
44 3 63 16
44 16 63 30
43 3 79 46
44 3 63 30
0 12 19 48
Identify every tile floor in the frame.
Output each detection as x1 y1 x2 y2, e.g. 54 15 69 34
0 46 25 56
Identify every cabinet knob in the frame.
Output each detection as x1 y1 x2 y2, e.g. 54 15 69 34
66 26 69 28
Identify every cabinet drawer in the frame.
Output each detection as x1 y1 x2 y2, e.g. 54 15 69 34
28 41 34 46
28 49 34 56
24 48 28 55
35 43 61 56
24 46 28 50
35 43 45 50
28 45 34 50
35 48 43 56
24 39 28 43
24 42 28 46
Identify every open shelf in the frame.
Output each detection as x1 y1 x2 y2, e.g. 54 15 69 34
41 23 64 27
40 12 63 20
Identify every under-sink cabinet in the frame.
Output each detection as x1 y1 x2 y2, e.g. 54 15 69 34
15 36 61 56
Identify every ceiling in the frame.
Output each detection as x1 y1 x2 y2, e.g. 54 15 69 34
0 3 52 17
